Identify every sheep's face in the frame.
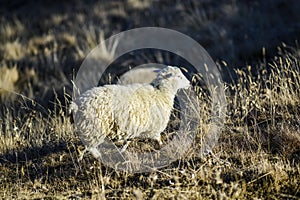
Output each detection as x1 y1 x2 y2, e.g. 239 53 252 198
156 66 190 91
171 67 190 89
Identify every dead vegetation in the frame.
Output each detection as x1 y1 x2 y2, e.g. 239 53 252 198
0 0 299 199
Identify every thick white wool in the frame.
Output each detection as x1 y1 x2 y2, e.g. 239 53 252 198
70 66 190 158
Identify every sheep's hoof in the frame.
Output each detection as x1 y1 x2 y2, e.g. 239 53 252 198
120 145 128 153
153 140 163 150
78 148 87 162
78 154 84 162
155 138 163 148
120 141 131 153
120 147 126 153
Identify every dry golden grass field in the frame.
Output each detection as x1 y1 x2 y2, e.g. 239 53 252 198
0 0 299 199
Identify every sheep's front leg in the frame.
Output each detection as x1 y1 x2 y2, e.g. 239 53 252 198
120 140 131 152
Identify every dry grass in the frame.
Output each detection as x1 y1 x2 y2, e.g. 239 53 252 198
0 45 299 199
0 65 19 101
0 0 299 199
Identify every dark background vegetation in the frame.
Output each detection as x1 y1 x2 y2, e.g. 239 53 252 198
1 0 299 108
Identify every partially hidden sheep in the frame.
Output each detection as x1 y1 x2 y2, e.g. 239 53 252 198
117 66 160 85
70 66 190 159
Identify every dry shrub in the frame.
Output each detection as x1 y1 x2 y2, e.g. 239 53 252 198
0 18 24 41
0 65 19 101
1 40 25 60
224 45 300 158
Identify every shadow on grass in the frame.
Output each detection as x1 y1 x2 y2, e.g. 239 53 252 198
0 140 96 187
0 141 74 164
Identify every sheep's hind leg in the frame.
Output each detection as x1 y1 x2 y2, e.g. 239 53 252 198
89 147 102 159
154 134 163 145
78 146 101 161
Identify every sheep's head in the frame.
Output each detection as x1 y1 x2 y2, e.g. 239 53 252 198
151 66 190 92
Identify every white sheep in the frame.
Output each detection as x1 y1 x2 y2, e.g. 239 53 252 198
70 66 190 160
